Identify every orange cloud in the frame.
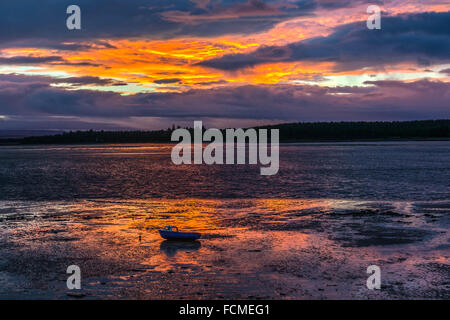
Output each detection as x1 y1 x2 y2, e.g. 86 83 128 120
1 0 447 94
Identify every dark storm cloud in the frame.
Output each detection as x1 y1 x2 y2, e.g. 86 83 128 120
0 39 117 51
0 0 366 46
0 0 176 42
54 61 104 67
52 76 128 86
0 54 103 67
0 74 126 92
1 73 449 129
440 68 450 75
199 11 450 71
0 56 64 64
313 0 383 9
154 78 182 84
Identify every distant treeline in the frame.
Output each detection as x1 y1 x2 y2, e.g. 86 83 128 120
1 120 449 145
262 120 450 141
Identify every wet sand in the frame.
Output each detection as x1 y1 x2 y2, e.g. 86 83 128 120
0 198 448 299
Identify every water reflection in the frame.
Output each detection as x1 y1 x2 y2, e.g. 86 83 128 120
2 142 450 201
160 240 201 257
1 197 449 299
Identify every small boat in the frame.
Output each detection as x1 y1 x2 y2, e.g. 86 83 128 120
159 226 201 241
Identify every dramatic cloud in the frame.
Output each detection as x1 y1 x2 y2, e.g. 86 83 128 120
0 1 449 130
52 76 127 86
199 11 450 71
1 73 449 130
154 78 182 84
440 68 450 75
0 0 325 45
0 56 64 65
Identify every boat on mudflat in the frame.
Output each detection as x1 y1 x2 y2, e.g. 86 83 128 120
159 226 201 241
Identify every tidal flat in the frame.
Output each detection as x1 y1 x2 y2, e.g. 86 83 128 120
0 142 449 299
0 198 448 299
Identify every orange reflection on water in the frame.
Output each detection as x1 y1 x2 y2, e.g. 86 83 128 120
3 197 449 299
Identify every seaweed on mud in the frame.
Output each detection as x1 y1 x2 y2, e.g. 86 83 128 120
330 225 433 247
259 219 325 232
419 262 450 279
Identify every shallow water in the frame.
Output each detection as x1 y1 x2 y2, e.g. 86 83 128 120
0 142 449 299
0 141 449 201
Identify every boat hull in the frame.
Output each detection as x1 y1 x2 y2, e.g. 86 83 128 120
159 230 201 241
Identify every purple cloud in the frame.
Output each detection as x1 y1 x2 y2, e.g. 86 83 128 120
0 73 449 130
199 11 450 71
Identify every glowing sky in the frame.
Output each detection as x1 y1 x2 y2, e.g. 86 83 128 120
0 0 449 130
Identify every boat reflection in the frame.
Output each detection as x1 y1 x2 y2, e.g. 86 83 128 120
160 240 201 257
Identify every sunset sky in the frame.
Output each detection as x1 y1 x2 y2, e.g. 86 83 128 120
0 0 449 130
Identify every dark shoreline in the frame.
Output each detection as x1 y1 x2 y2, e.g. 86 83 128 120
1 137 450 146
1 120 449 146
